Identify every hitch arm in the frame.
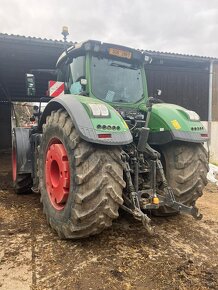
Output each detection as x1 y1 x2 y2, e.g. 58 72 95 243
159 187 203 220
156 160 202 220
121 154 154 234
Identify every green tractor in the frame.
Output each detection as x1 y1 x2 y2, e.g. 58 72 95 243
12 30 208 238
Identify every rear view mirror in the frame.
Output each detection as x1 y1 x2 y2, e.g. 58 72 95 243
80 78 87 85
26 73 36 96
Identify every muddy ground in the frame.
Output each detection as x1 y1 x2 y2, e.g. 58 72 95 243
0 152 217 290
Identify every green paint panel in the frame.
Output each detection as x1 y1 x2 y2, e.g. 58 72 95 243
73 95 129 133
139 103 206 133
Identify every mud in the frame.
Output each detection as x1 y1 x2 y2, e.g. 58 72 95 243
12 102 34 127
0 152 218 290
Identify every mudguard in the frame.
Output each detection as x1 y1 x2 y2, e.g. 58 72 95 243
144 103 209 145
39 94 133 145
13 128 32 174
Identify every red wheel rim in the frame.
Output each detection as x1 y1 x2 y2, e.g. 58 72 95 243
12 146 17 182
45 138 70 210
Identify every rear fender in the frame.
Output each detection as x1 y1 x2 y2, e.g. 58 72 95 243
39 94 133 145
13 128 32 174
147 103 209 145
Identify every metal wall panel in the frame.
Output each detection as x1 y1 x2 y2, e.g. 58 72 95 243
145 62 210 121
212 62 218 121
0 38 65 149
0 102 11 150
0 40 64 102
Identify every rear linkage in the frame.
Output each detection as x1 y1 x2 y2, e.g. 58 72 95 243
120 97 202 235
121 143 202 235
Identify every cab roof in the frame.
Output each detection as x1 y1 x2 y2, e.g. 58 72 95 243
56 40 146 67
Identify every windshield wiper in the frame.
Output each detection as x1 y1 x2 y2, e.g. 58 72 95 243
113 94 144 104
110 63 137 70
113 99 129 103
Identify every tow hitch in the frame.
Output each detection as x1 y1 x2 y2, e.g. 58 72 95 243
159 187 203 220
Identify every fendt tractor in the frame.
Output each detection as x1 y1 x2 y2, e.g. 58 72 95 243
12 28 208 238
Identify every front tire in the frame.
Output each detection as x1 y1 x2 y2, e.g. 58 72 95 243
39 109 125 239
155 141 208 215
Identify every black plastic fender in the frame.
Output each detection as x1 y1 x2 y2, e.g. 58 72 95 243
148 130 209 145
39 95 133 145
13 128 32 174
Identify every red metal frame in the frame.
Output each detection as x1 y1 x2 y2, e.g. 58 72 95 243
12 146 17 182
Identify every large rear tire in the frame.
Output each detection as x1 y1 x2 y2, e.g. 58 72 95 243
39 109 125 239
155 141 208 216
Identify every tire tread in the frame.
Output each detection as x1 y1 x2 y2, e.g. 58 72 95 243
39 110 124 239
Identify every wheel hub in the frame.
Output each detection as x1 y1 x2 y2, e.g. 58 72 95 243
45 141 70 210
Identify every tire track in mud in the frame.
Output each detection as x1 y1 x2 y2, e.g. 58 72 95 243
31 219 37 289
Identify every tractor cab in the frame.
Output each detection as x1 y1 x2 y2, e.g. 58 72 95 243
55 40 151 109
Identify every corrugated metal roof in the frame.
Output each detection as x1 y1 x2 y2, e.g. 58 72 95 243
0 33 217 61
0 33 75 47
143 49 218 62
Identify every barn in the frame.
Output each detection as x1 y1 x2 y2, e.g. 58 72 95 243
0 33 217 160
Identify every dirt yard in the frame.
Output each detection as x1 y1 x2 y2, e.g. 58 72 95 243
0 152 218 290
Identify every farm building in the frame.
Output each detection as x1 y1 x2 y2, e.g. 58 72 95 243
0 33 217 160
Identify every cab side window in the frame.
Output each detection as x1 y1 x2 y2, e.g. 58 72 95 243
69 56 85 94
57 64 70 93
57 56 85 94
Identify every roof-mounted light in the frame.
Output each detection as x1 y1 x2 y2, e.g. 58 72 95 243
62 26 69 38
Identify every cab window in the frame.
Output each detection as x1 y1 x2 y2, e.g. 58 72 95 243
57 56 85 94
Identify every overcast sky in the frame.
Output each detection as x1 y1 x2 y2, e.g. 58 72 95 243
1 0 218 57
